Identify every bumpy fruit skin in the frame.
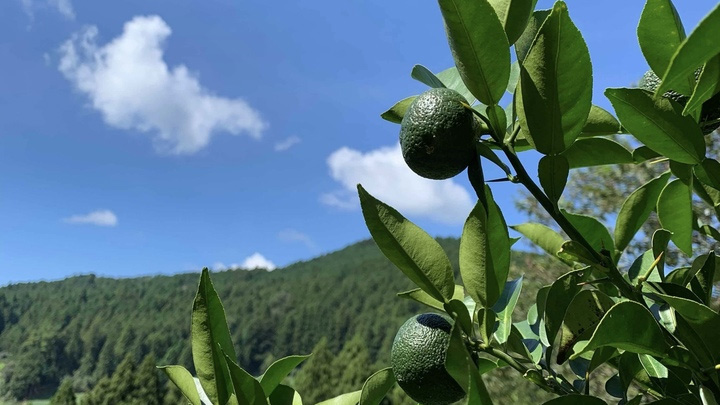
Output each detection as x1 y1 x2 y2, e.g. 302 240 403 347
391 313 466 405
400 88 478 180
638 70 720 135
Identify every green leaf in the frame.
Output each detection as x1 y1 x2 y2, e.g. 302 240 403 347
436 66 476 103
563 211 615 258
562 138 633 169
639 354 668 379
460 186 511 307
192 268 237 405
615 172 672 252
588 347 618 376
538 155 569 204
657 179 694 255
411 64 447 89
507 61 520 94
541 395 607 405
632 146 661 163
511 223 570 265
477 307 497 345
515 9 551 63
438 0 511 106
573 301 670 358
684 54 720 116
557 241 596 266
488 0 534 45
701 386 719 405
618 352 652 398
516 2 592 155
444 299 474 336
657 3 720 95
316 391 362 405
545 268 591 351
628 251 663 284
652 229 673 277
445 323 495 404
259 355 310 397
491 277 523 344
637 0 692 94
268 384 303 405
380 96 417 124
358 185 455 302
158 365 202 405
605 88 705 164
579 105 622 137
690 252 716 305
359 368 395 405
557 290 615 364
695 158 720 191
224 352 268 405
477 142 512 177
397 285 465 311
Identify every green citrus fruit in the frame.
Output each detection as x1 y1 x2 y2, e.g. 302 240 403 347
638 69 720 135
391 313 466 405
399 88 478 180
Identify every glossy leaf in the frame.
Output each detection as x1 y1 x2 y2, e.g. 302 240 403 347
615 172 672 252
380 96 416 124
436 66 476 103
260 355 310 397
460 186 510 307
632 146 661 163
627 250 663 284
359 368 395 405
574 301 670 358
541 395 607 405
588 347 618 376
268 384 303 405
159 365 202 405
192 268 237 405
488 0 534 44
695 158 720 191
224 353 268 405
397 285 465 311
690 252 716 305
438 0 511 105
517 2 592 155
515 9 551 63
652 229 673 277
651 292 720 361
657 179 694 255
358 185 455 302
511 223 570 265
562 138 633 169
579 105 622 137
557 290 615 364
637 0 692 94
605 88 705 164
491 277 523 344
545 268 591 351
618 352 651 398
411 64 446 88
685 54 720 116
639 354 668 379
316 391 362 405
657 3 720 95
538 155 569 204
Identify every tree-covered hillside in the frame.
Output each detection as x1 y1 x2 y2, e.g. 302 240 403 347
0 238 565 403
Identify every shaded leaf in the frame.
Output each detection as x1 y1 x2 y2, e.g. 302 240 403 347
397 285 465 312
316 391 362 405
633 146 661 163
359 368 395 405
538 155 569 204
562 138 633 168
260 355 310 397
358 185 455 302
542 395 607 404
380 96 416 124
491 277 523 344
515 9 551 63
411 64 446 88
618 352 651 398
563 211 615 259
657 179 694 255
159 365 202 405
445 323 495 404
579 105 622 136
545 268 591 351
436 66 476 103
652 229 673 277
488 0 534 44
268 384 303 405
557 290 615 364
605 88 705 164
224 352 268 405
685 54 720 116
695 158 720 191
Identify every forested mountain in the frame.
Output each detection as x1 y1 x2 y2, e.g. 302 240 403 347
0 238 564 403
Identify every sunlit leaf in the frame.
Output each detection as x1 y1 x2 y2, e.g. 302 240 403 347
657 179 694 255
615 172 672 252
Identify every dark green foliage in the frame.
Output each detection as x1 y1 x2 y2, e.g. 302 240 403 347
293 337 336 403
50 378 76 405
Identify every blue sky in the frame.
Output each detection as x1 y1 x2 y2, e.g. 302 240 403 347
1 0 716 285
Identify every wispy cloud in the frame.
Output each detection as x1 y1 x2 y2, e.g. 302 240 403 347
58 15 267 154
278 228 316 250
274 136 301 152
63 209 118 227
21 0 75 21
321 144 473 224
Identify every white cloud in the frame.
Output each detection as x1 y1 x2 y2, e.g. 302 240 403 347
322 144 474 224
274 136 301 152
21 0 75 20
58 15 267 154
240 253 276 271
278 228 316 250
63 209 118 227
